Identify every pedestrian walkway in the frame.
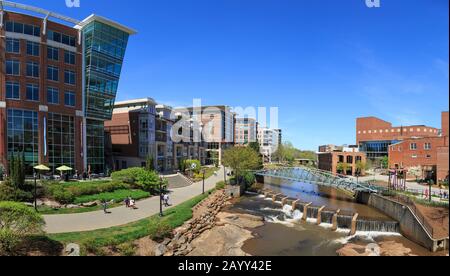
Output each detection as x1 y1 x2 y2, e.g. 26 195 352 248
44 167 225 234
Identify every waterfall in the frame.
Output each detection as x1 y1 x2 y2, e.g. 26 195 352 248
282 205 293 217
308 207 319 219
292 209 303 220
337 215 353 229
320 211 334 224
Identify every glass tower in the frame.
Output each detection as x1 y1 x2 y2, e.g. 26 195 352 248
79 16 135 173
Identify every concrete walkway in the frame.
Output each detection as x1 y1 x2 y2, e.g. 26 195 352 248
44 167 226 234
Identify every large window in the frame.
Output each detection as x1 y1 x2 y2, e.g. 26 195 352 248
424 143 432 150
26 62 40 78
86 120 105 173
47 87 59 104
47 30 76 47
48 113 75 171
7 109 39 171
64 70 76 85
47 46 59 61
410 143 417 150
5 21 41 37
47 66 59 81
64 51 76 65
27 41 40 56
64 91 76 107
6 38 20 53
6 60 20 76
26 84 39 101
6 82 20 100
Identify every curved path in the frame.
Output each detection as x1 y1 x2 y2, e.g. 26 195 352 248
44 167 225 234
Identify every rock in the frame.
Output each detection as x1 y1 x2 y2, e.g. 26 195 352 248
65 243 80 256
162 238 171 246
65 204 81 209
154 244 167 257
163 250 174 257
81 201 99 207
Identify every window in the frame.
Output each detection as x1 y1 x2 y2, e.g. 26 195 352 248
64 91 76 107
426 154 432 159
26 62 40 78
26 84 39 101
424 143 432 150
64 70 76 85
410 143 417 150
47 30 76 47
64 51 76 65
47 66 59 81
47 87 59 104
412 154 418 159
6 82 20 100
47 46 59 61
6 60 20 75
27 41 40 56
5 21 40 37
6 38 20 53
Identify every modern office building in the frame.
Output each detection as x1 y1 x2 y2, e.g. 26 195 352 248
234 117 258 145
356 116 439 164
388 111 449 183
105 99 206 172
0 2 135 174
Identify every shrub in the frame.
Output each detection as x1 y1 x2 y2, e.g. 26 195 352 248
65 181 130 197
215 181 226 190
0 182 33 202
111 168 147 185
136 170 160 191
49 185 75 204
73 189 150 205
0 202 45 255
184 160 201 174
116 243 135 256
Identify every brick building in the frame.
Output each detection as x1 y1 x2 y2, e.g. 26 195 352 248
0 3 134 174
388 112 449 183
356 116 439 164
317 145 366 176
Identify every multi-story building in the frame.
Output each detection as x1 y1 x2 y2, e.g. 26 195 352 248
257 128 280 162
0 2 135 174
234 117 258 145
105 99 206 172
356 116 439 164
317 147 367 176
174 105 235 165
388 112 449 183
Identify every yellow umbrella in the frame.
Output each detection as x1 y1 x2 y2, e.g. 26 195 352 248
34 164 50 171
56 165 73 172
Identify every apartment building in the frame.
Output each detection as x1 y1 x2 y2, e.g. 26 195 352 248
257 128 280 162
0 2 134 174
388 111 449 183
234 117 258 145
105 99 206 172
356 116 439 163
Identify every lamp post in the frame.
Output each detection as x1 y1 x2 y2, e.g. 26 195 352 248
202 168 206 194
224 166 227 185
159 176 164 217
33 169 38 211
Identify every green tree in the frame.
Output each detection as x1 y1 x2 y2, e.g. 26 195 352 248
355 161 367 176
380 156 389 169
336 162 349 175
222 147 261 185
0 202 45 255
145 155 155 171
8 155 25 190
249 142 260 154
185 160 201 174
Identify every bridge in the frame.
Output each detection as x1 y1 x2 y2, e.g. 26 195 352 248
255 167 385 194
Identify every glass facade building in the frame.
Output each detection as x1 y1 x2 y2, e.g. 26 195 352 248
47 113 75 171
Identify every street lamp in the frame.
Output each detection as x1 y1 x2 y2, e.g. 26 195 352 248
202 168 206 194
224 166 227 185
159 176 164 217
33 164 50 212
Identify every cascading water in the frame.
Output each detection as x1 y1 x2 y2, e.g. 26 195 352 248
356 220 400 233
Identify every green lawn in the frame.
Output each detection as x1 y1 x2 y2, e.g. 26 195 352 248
73 189 150 204
35 202 123 215
192 167 220 182
48 189 213 254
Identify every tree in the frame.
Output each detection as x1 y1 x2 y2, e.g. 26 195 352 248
409 166 423 182
185 160 201 174
380 156 389 169
145 155 155 171
0 202 45 255
248 142 260 154
8 155 25 190
273 142 296 164
355 161 367 176
222 147 261 185
336 162 349 175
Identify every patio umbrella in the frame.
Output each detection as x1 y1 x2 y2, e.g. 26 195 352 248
33 164 50 211
56 165 73 172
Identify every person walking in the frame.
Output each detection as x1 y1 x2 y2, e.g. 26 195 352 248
102 200 109 214
124 196 130 208
163 193 170 207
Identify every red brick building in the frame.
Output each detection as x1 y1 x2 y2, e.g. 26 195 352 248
388 112 449 183
317 146 367 176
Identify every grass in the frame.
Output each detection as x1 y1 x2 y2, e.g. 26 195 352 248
73 189 150 204
35 202 123 215
192 167 220 182
48 190 213 254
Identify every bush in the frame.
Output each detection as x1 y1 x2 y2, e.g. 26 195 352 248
0 182 33 202
48 185 75 204
111 168 147 185
64 181 129 197
184 160 201 174
0 202 45 255
215 181 226 190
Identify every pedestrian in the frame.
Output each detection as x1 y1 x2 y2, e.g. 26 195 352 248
163 194 170 207
102 200 109 214
125 196 130 208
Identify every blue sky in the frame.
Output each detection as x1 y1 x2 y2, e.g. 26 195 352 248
13 0 449 150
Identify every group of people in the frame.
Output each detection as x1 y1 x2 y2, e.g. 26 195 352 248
439 190 449 200
125 196 138 209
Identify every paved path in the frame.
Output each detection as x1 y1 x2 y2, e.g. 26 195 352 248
44 167 226 234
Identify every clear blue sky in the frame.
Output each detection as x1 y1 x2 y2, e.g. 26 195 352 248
15 0 449 150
